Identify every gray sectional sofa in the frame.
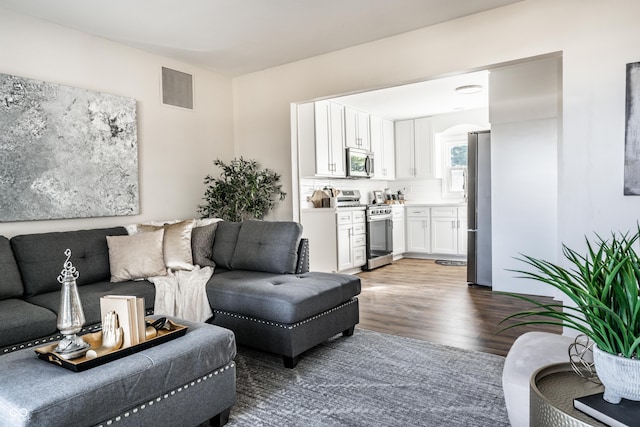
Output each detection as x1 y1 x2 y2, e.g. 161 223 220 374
0 219 361 425
0 220 361 367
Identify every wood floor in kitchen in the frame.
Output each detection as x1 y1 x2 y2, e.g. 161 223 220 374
355 258 561 357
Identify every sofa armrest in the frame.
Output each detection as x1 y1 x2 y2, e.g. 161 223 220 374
295 238 309 274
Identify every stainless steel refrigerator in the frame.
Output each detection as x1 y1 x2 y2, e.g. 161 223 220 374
467 130 492 287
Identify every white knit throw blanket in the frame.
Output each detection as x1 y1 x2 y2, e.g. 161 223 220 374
148 266 214 322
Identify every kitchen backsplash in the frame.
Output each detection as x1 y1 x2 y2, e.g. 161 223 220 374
387 179 465 204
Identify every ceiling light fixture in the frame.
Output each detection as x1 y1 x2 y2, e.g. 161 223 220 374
455 84 483 94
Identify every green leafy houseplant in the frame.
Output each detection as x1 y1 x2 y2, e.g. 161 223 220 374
502 229 640 359
197 157 286 222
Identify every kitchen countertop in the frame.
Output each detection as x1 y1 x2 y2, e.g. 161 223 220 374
301 203 466 211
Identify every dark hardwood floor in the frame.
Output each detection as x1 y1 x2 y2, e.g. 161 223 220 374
355 258 561 357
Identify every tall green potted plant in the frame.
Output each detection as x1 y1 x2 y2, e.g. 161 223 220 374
503 228 640 404
197 157 286 222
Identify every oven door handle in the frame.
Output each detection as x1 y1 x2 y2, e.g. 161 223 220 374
367 215 392 222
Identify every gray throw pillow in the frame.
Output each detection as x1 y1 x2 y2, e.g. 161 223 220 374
211 221 242 270
231 220 302 274
191 222 218 268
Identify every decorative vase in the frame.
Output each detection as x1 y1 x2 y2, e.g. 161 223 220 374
593 344 640 404
54 249 90 359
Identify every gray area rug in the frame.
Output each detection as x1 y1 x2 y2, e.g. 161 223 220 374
227 328 509 426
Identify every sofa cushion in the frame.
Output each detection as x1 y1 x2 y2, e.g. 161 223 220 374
191 222 219 268
211 222 241 270
11 227 128 298
0 236 24 300
107 230 167 282
231 221 302 274
138 219 196 271
206 270 361 324
0 299 58 348
27 279 156 325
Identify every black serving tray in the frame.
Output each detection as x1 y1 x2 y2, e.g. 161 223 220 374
35 319 187 372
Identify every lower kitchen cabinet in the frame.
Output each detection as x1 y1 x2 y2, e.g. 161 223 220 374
403 205 467 257
430 206 459 255
337 210 367 271
457 215 468 255
430 206 467 256
300 208 366 273
391 205 405 258
405 207 430 253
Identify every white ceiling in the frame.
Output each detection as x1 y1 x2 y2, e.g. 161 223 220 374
0 0 521 77
0 0 508 118
333 70 489 120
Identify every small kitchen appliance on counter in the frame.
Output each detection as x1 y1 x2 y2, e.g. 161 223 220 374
334 189 365 208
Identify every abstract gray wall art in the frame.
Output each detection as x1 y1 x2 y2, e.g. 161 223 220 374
624 62 640 195
0 73 138 221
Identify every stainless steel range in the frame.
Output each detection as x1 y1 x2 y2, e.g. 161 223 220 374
365 204 393 270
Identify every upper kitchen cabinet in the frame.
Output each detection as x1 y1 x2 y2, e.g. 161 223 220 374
370 115 395 180
394 117 433 179
298 101 346 178
344 107 370 150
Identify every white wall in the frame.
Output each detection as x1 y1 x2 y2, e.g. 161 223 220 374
232 0 640 293
490 57 560 295
0 7 235 237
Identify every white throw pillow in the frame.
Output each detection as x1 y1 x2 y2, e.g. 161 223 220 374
138 219 196 271
107 230 167 282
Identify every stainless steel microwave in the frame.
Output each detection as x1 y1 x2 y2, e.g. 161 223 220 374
346 148 374 178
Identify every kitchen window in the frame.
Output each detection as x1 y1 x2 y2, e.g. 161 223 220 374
442 139 467 199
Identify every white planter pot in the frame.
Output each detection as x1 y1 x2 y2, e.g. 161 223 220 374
593 344 640 404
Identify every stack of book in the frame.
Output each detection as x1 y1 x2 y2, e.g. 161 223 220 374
574 393 640 427
99 295 146 348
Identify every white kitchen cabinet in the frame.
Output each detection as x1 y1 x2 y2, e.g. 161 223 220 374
431 216 458 255
371 115 395 179
391 205 405 258
405 207 430 253
458 215 468 255
345 107 370 150
394 117 433 179
337 224 354 270
297 101 346 177
430 206 467 256
300 208 366 273
337 210 367 271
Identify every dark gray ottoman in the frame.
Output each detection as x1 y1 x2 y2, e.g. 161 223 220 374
208 270 360 368
0 317 236 427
